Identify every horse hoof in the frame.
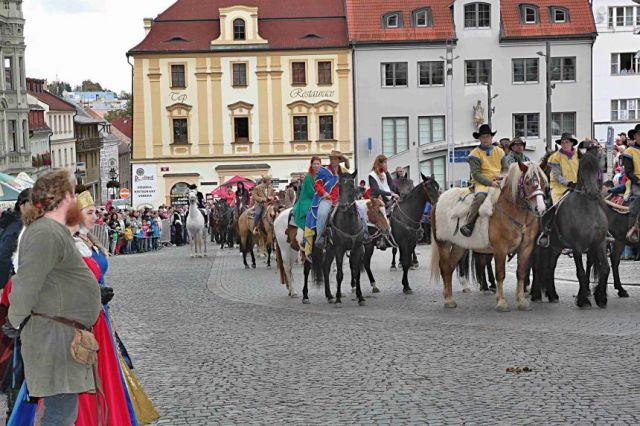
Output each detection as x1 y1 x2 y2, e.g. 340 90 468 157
251 264 256 269
244 265 249 269
266 265 271 269
372 287 380 294
444 300 457 309
517 302 531 311
302 299 310 305
403 288 413 295
334 301 342 308
390 266 397 272
410 265 418 270
328 298 335 304
576 298 592 309
358 300 367 307
496 304 510 312
595 296 607 309
483 290 493 296
462 288 472 294
548 298 559 304
289 293 298 298
618 289 629 298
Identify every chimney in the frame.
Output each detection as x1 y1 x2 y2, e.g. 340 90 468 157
143 18 153 35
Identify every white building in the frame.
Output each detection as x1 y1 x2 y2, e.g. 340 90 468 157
349 0 596 187
592 0 640 143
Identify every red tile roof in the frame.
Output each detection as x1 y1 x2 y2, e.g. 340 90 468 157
500 0 596 39
111 117 133 139
129 0 348 54
346 0 455 43
29 89 76 112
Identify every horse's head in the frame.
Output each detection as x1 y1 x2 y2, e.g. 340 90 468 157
188 190 198 203
577 148 603 197
338 170 358 205
507 162 547 217
420 173 440 204
366 196 390 233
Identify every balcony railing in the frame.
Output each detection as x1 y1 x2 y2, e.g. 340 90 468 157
76 137 103 153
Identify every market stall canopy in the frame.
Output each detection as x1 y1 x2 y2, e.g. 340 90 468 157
210 176 255 198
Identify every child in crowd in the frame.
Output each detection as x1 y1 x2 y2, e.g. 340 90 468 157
124 224 134 254
141 219 150 252
151 220 160 251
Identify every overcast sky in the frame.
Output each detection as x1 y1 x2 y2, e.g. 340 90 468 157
24 0 175 93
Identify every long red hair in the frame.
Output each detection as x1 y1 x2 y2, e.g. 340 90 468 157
308 156 322 176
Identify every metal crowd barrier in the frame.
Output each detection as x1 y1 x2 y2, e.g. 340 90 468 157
93 224 110 249
160 219 171 244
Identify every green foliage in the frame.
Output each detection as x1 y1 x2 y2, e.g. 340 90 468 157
104 100 132 122
47 81 71 96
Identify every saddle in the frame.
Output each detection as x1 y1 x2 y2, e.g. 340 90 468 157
450 187 501 220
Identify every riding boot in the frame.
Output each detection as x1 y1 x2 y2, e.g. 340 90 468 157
286 225 300 251
460 194 486 237
536 207 555 248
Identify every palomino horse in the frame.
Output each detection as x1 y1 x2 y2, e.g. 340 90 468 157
531 149 610 308
186 190 207 258
432 162 547 311
389 174 440 294
302 170 366 305
238 203 279 269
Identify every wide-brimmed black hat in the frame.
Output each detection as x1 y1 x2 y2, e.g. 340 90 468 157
555 133 578 146
473 124 497 139
628 124 640 140
509 137 526 149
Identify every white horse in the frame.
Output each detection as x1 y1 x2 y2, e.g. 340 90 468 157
186 190 207 258
274 208 301 297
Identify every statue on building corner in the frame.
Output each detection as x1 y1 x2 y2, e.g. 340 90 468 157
473 100 485 128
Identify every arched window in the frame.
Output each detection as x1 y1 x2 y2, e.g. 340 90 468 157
382 12 402 29
233 18 246 40
550 6 569 23
520 4 539 24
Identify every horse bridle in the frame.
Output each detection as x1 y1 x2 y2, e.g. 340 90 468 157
391 180 432 237
517 173 545 218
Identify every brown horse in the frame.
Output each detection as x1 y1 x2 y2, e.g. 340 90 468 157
431 162 547 311
238 203 280 269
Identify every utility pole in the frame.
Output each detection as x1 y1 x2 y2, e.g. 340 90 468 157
484 82 498 129
441 41 458 189
538 42 553 152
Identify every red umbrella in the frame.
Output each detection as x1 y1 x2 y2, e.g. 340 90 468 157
211 176 255 198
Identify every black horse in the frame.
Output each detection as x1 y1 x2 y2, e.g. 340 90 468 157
532 149 610 308
303 171 366 306
218 201 234 249
457 251 497 293
388 174 440 294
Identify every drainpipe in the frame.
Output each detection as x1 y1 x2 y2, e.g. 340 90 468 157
127 54 134 197
351 43 358 178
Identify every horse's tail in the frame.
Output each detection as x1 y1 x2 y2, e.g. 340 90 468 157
275 240 287 285
456 250 470 281
311 247 324 286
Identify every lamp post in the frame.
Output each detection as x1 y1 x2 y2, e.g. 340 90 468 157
108 167 119 200
440 40 459 189
482 82 499 128
537 42 555 152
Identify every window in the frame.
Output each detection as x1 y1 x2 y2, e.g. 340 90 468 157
232 63 247 87
464 3 491 28
551 112 576 136
171 64 186 89
317 61 332 85
319 115 334 140
172 118 188 144
513 113 540 138
293 116 308 141
413 8 432 27
611 99 639 121
418 116 445 145
465 60 491 84
382 63 408 87
512 58 539 83
233 19 245 40
22 119 26 149
550 7 568 23
18 56 23 90
420 157 446 188
611 53 639 75
520 5 538 23
234 117 249 142
383 12 402 28
608 6 635 27
550 57 575 82
418 61 444 86
291 62 306 85
4 57 12 90
382 118 409 156
8 120 16 151
64 148 68 167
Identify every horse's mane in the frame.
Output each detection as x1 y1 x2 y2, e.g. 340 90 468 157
577 150 601 195
506 161 548 203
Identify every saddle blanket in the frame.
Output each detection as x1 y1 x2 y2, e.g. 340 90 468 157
435 187 500 251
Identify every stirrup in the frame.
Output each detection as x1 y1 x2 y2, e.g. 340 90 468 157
536 233 550 248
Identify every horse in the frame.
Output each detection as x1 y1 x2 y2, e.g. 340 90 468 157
302 170 367 306
186 190 207 258
237 203 279 269
388 173 441 294
218 201 234 249
209 202 221 243
531 149 610 308
432 161 547 311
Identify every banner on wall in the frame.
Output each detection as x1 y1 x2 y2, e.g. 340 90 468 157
132 164 157 207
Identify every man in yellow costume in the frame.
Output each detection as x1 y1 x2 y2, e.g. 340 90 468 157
460 124 506 237
622 124 640 241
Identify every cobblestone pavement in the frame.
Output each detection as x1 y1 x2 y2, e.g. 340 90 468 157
103 244 640 425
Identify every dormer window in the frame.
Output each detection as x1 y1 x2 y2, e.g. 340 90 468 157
383 12 402 29
412 8 432 27
233 18 245 40
520 5 539 24
550 7 569 23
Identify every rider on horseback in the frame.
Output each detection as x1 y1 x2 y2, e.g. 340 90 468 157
537 133 579 247
460 124 506 237
621 124 640 241
314 150 369 249
502 137 530 168
368 155 399 208
251 175 276 234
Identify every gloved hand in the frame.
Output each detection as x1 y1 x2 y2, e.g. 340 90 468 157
2 322 20 339
567 182 576 190
101 287 115 305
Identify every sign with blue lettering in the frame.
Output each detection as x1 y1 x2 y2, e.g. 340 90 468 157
449 150 471 163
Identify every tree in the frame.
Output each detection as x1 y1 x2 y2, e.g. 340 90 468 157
47 81 71 96
118 91 132 100
104 100 133 122
80 79 104 92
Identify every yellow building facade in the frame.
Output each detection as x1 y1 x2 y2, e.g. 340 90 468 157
128 3 353 208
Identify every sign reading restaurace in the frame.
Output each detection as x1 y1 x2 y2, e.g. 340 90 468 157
290 88 335 99
132 165 157 207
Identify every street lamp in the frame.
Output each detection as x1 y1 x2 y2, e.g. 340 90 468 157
440 40 459 189
108 167 119 200
481 82 499 128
